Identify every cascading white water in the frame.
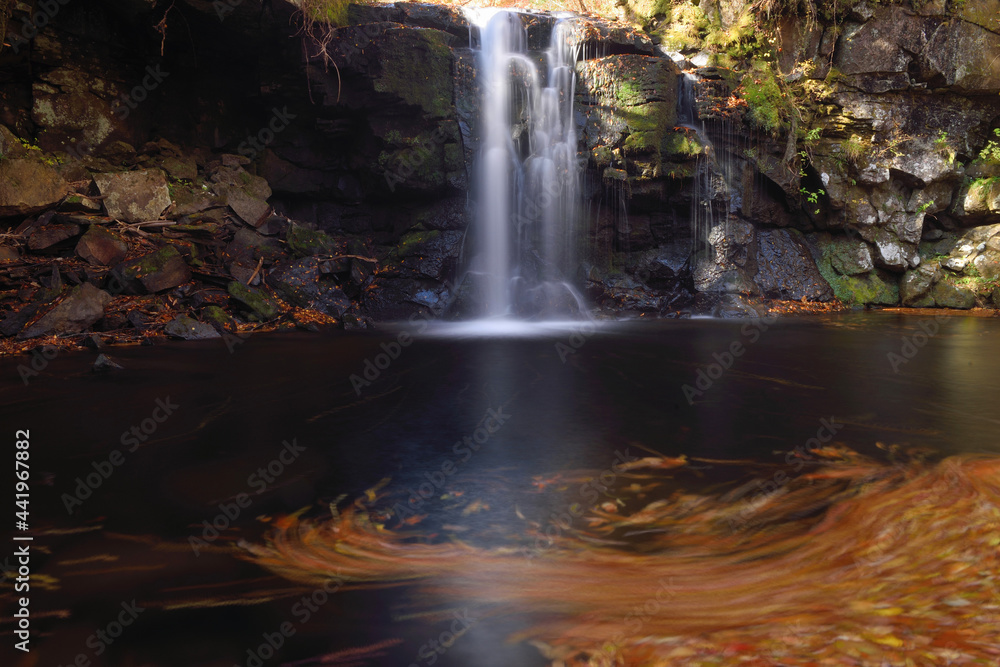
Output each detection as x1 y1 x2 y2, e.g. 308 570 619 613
464 9 586 320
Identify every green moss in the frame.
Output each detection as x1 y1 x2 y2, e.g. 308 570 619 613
603 167 629 182
662 131 704 158
374 30 453 119
970 176 1000 192
704 10 759 62
120 246 184 282
286 223 338 257
624 131 659 152
201 305 233 330
816 248 898 305
662 162 697 179
740 58 787 133
627 0 671 23
655 3 709 52
299 0 352 27
396 230 440 258
619 103 675 173
616 80 644 106
591 145 615 167
227 281 280 321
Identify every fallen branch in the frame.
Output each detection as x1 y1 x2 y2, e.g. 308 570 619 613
247 257 264 285
126 221 177 228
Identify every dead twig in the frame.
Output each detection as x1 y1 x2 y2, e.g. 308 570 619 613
247 257 264 285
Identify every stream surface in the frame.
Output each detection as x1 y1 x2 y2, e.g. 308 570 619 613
2 312 999 666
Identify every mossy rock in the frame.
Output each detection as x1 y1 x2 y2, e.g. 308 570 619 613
661 131 704 159
899 263 940 306
626 0 671 24
817 245 898 305
827 238 874 276
114 246 191 294
201 305 234 330
375 29 454 119
227 281 280 321
591 146 615 167
396 230 441 258
285 224 338 258
931 279 976 309
992 285 1000 308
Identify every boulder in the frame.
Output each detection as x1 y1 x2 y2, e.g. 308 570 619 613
285 223 339 257
94 169 172 223
112 246 191 294
0 159 68 217
972 249 1000 281
0 126 28 159
76 226 128 266
753 229 833 301
214 184 271 227
873 230 916 272
827 237 874 275
164 315 221 340
159 156 198 181
900 263 940 306
953 178 1000 224
19 283 112 338
931 279 976 309
27 223 80 251
227 281 280 321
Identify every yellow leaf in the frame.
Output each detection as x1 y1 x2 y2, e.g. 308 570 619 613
871 634 904 647
873 607 905 616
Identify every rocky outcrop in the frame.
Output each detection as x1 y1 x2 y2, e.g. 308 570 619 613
1 0 999 349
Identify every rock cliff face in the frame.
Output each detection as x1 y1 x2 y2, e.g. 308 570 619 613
1 0 998 336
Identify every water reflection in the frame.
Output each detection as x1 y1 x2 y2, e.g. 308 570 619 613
3 313 1000 665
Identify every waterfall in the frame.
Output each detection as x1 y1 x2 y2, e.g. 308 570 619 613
676 67 745 292
462 9 586 320
677 70 719 257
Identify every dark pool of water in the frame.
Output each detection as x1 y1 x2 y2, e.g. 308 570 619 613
2 312 999 665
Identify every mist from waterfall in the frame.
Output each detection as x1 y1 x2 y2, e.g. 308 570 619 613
462 9 586 320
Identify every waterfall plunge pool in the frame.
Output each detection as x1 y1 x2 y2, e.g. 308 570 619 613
3 313 1000 665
